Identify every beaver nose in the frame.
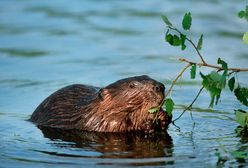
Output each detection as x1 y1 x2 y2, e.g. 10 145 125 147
154 83 165 93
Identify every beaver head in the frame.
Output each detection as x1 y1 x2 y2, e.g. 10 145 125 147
82 75 171 133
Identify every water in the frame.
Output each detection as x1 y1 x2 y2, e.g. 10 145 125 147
0 0 248 167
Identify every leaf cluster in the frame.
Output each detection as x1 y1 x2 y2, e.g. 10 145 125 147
162 13 203 51
199 58 228 107
238 5 248 44
200 71 224 107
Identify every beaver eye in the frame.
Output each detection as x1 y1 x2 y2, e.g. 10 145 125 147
129 82 136 89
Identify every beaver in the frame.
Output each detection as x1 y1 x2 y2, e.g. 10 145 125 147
30 75 171 134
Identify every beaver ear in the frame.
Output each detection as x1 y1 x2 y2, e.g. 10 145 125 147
98 88 108 100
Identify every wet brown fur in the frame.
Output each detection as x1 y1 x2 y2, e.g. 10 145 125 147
30 75 171 133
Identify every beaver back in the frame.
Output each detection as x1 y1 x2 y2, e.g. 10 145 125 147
30 84 99 129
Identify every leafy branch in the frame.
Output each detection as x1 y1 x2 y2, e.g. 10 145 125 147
238 5 248 44
158 11 248 124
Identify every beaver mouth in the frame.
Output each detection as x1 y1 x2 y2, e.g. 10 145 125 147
153 108 171 132
142 105 172 134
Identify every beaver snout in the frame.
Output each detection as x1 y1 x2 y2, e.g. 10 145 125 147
153 82 165 93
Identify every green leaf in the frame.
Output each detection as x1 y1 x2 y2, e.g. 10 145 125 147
162 98 174 117
217 58 228 72
182 12 192 30
190 64 196 79
238 6 248 22
246 5 248 22
242 32 248 44
161 15 173 26
234 87 248 106
165 34 181 46
231 151 248 159
166 33 173 43
180 33 187 50
217 58 228 88
238 10 245 18
148 107 159 113
200 71 224 107
172 35 181 46
235 110 248 127
228 77 235 92
197 34 203 50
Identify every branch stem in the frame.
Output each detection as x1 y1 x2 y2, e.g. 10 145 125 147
179 58 248 72
169 26 206 64
172 86 204 123
164 63 191 98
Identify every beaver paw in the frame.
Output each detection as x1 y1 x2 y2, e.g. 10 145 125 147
157 111 172 130
141 120 155 134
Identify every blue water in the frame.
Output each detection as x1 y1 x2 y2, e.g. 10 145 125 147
0 0 248 167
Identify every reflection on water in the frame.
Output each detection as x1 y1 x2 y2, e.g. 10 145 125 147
0 48 49 57
38 126 173 159
0 0 248 167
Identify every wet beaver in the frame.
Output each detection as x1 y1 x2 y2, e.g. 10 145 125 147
30 75 171 134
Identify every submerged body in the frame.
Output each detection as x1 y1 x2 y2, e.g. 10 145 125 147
30 75 171 133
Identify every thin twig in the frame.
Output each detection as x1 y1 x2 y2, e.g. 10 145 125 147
168 26 206 64
190 109 195 124
164 63 191 98
186 37 206 64
179 58 248 72
172 86 204 123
